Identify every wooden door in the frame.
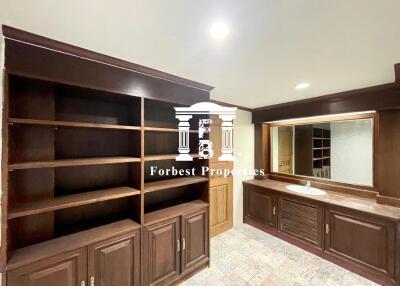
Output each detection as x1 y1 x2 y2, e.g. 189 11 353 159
7 248 87 286
88 231 140 286
209 116 233 237
278 126 293 174
244 185 277 228
325 207 396 278
181 208 209 274
144 217 181 286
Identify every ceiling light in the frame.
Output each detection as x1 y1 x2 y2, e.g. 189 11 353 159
210 21 230 40
295 82 311 90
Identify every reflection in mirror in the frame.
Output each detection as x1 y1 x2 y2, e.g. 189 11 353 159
271 118 373 186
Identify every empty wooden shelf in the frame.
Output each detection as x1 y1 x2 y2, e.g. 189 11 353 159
144 153 199 161
144 126 198 133
9 157 141 170
9 118 141 131
144 176 208 193
9 186 141 219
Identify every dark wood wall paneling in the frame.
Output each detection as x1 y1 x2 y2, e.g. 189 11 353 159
252 81 400 123
2 25 213 107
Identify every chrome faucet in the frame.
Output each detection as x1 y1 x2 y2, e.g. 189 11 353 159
305 181 311 189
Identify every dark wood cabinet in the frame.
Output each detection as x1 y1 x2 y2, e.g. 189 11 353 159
88 231 141 286
7 220 141 286
8 248 87 286
244 185 276 228
144 217 181 286
144 203 209 286
181 209 209 273
278 196 323 248
325 207 396 279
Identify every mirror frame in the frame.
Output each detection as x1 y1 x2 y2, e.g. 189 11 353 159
268 111 377 191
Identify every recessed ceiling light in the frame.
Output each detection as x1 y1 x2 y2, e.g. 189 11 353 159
295 82 311 90
210 21 230 40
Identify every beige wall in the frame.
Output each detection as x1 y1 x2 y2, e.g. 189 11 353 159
233 109 254 227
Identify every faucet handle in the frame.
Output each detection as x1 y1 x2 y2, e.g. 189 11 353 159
305 181 311 188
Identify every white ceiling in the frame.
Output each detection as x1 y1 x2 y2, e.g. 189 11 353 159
1 0 400 109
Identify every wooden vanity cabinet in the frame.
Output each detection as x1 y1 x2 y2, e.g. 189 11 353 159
278 196 323 249
325 207 396 279
144 205 209 286
244 185 277 228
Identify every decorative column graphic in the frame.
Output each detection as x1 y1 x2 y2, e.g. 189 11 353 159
219 114 235 161
176 114 193 161
175 102 237 161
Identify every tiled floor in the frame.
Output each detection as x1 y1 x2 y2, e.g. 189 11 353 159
180 224 378 286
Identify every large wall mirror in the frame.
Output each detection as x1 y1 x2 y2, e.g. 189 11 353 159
270 113 374 186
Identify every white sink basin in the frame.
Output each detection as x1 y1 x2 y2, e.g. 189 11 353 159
286 185 326 196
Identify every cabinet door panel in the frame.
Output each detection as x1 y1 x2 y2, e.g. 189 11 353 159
279 196 323 248
325 208 396 278
88 230 140 286
245 186 276 228
182 208 209 273
8 248 87 286
144 217 180 286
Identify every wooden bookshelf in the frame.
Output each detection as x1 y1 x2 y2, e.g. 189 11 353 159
1 28 213 286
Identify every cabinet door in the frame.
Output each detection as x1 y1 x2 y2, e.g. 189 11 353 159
8 248 87 286
278 196 323 248
88 230 140 286
325 208 396 278
181 208 209 273
144 217 181 286
244 185 276 228
210 162 233 237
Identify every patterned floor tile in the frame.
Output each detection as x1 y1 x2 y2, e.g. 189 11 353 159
179 224 378 286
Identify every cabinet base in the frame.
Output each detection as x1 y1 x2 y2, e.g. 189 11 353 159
244 217 397 286
167 259 209 286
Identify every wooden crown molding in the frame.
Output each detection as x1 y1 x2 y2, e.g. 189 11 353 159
209 99 252 112
2 25 214 92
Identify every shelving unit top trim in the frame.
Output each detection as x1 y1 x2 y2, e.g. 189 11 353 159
2 25 213 106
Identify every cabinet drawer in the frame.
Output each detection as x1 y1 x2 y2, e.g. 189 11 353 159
278 197 323 248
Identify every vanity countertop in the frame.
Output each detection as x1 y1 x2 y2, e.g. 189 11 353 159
244 179 400 221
